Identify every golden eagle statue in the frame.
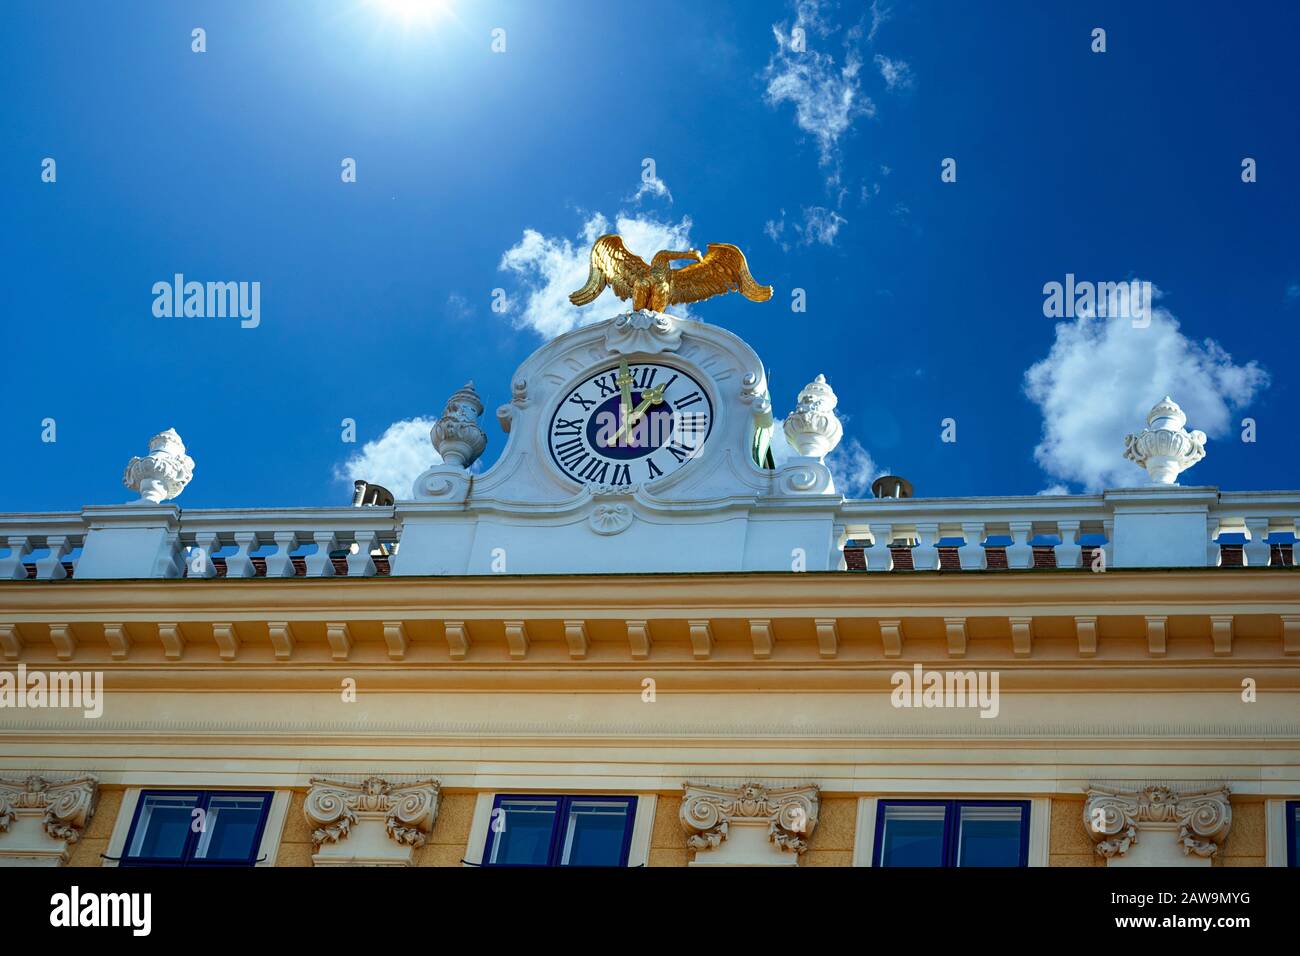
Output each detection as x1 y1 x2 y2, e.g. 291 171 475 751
569 234 773 313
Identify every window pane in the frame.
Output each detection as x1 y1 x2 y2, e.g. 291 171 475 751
488 799 559 865
879 804 946 866
956 804 1024 867
128 794 199 860
193 795 268 861
560 800 632 866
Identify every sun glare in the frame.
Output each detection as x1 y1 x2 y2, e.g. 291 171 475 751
370 0 450 26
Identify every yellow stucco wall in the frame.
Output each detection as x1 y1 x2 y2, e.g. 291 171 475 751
1048 798 1104 867
1215 800 1264 867
802 797 855 866
66 787 122 867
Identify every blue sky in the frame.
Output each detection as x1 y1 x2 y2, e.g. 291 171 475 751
2 0 1295 512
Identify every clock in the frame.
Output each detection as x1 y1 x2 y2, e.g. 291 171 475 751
547 360 714 486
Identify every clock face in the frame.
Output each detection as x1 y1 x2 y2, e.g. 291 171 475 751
547 361 714 486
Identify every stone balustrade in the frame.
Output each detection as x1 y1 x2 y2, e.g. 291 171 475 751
0 489 1294 579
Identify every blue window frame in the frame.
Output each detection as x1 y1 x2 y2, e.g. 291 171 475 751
482 795 637 867
874 800 1029 867
1287 801 1300 867
121 790 273 867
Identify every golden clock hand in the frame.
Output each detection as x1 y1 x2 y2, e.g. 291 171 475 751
616 361 634 446
611 384 666 444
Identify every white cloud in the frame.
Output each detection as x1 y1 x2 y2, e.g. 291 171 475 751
765 206 847 250
1023 288 1269 492
334 417 440 500
499 211 695 340
826 437 882 497
868 0 891 42
799 206 846 245
874 54 913 90
626 169 673 204
764 1 874 187
771 419 881 497
445 292 473 321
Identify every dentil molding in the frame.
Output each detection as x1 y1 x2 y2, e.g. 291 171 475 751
304 775 440 866
1083 785 1231 861
0 775 99 866
680 782 819 866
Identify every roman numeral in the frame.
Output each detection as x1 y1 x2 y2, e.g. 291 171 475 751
554 417 582 435
646 458 663 480
611 463 632 485
675 390 703 408
578 459 610 483
568 393 596 411
595 373 618 397
667 441 694 463
555 438 587 470
636 367 662 389
677 412 708 434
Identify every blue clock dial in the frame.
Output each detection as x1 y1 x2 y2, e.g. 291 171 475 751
547 362 713 485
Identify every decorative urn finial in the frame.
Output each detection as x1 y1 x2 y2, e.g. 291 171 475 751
431 381 487 468
122 427 195 503
1123 396 1207 485
783 374 843 460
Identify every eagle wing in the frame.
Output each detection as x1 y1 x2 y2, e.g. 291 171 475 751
668 243 773 306
569 235 650 305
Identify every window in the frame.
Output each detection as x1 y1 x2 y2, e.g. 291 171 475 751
482 795 637 867
1288 801 1300 867
121 791 273 866
874 800 1029 867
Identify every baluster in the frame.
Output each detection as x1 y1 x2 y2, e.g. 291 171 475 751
264 531 299 577
1056 520 1081 569
913 522 939 571
866 524 893 572
347 531 379 577
33 535 71 580
958 523 985 570
188 531 220 578
1243 518 1270 567
304 532 338 577
225 532 259 578
0 536 32 580
1006 521 1033 570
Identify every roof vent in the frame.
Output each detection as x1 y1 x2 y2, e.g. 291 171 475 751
352 480 394 507
871 475 913 499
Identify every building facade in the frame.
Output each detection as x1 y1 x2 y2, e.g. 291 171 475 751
1 311 1297 869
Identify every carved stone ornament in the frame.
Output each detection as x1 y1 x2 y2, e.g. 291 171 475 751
589 502 634 535
680 782 819 855
431 381 488 468
783 374 843 459
1123 396 1207 484
122 428 195 503
496 378 528 433
603 309 683 355
305 776 440 851
0 775 99 862
1083 785 1231 859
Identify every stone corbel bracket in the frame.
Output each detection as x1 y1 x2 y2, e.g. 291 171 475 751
1083 785 1231 859
680 782 819 855
305 776 440 854
0 775 99 863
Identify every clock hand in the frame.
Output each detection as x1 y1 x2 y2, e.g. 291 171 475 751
611 383 666 444
615 361 634 447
